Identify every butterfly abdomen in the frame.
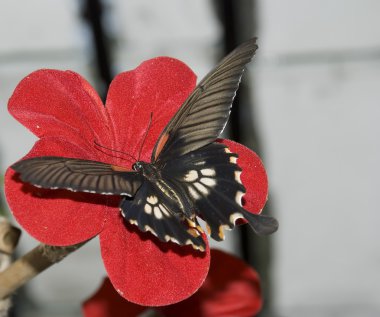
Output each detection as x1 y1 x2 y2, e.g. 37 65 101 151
134 161 191 218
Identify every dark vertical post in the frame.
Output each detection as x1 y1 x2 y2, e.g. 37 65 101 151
213 1 275 316
81 0 113 100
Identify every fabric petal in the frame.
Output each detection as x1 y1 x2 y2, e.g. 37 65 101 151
219 139 268 214
8 69 111 146
160 249 262 317
82 277 146 317
5 137 115 246
105 57 196 164
99 211 210 306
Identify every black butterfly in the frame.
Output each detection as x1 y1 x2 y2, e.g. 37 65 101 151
12 38 278 252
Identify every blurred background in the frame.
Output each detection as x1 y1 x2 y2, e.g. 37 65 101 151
0 0 379 316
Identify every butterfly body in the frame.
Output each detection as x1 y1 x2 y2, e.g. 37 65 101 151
133 160 189 217
11 38 278 251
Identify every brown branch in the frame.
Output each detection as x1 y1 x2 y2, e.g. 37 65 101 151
0 219 21 255
0 241 86 300
0 218 22 316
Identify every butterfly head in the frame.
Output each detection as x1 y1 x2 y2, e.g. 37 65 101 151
132 161 144 172
133 162 162 184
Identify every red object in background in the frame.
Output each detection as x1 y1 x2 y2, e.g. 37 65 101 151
5 57 268 306
82 249 262 317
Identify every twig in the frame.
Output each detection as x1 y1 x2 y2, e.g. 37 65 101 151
0 219 21 255
0 218 21 316
0 241 86 300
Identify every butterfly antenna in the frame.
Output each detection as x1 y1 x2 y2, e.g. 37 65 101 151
93 140 137 163
138 112 153 161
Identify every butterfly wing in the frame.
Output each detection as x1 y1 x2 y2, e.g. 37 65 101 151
152 38 258 162
11 156 143 196
120 181 206 251
161 143 278 241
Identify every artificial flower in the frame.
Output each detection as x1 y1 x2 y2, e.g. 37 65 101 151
82 249 262 317
5 57 268 306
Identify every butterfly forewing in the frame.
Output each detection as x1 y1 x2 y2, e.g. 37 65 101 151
12 157 143 196
152 38 258 162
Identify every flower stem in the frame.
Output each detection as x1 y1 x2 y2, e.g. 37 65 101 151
0 240 86 300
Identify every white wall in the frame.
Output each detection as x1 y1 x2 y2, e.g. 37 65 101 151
257 1 380 316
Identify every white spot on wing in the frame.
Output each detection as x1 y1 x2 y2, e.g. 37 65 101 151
144 225 157 237
230 156 238 164
194 182 209 195
147 195 158 204
189 186 200 200
129 219 138 225
165 235 180 244
183 239 205 252
225 148 232 153
194 244 205 252
153 207 163 219
144 204 152 214
235 191 244 205
194 160 206 166
200 177 216 187
230 212 244 224
200 168 216 176
224 223 233 231
159 204 170 217
234 171 242 184
184 170 198 182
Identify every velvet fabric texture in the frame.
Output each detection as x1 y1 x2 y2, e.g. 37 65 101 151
5 57 268 306
82 249 262 317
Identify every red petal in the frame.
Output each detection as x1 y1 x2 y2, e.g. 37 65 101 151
160 249 262 317
8 69 111 146
105 57 196 163
99 211 210 306
219 139 268 214
5 137 115 246
82 277 146 317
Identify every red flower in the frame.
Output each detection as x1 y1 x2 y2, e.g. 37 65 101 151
82 249 262 317
5 58 268 306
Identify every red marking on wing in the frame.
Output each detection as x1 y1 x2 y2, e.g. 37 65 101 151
111 165 132 172
154 133 169 160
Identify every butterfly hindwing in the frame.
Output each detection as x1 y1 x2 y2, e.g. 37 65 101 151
152 38 258 162
162 143 278 241
11 157 143 196
120 181 206 251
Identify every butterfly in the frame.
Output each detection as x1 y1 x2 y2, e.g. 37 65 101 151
11 38 278 252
